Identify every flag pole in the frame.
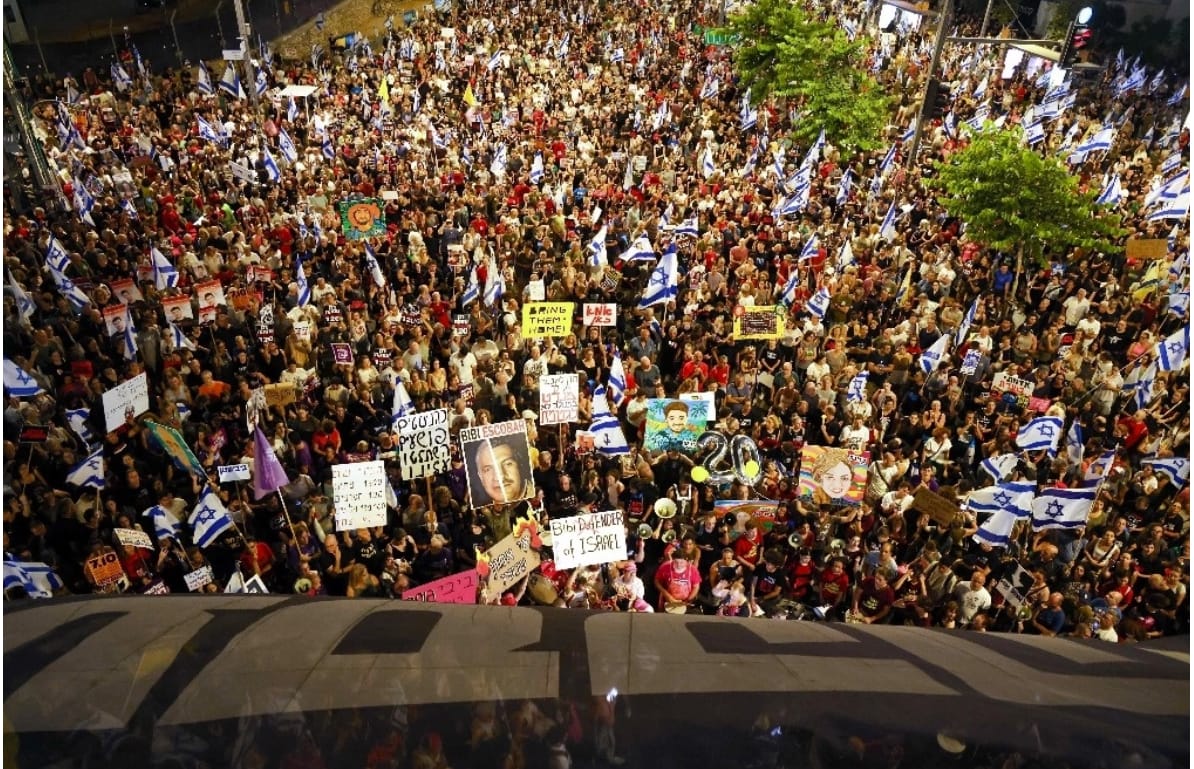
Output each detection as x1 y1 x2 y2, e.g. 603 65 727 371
275 488 298 544
426 476 435 515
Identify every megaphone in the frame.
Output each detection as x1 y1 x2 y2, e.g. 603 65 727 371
661 529 677 544
654 498 677 519
788 532 804 550
828 538 846 555
637 523 654 539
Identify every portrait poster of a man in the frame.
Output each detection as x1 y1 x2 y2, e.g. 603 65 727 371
461 419 536 508
643 398 709 453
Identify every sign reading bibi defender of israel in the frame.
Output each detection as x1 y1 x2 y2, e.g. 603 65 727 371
332 460 389 530
643 397 710 453
539 374 580 425
395 409 451 481
460 419 535 508
549 510 626 570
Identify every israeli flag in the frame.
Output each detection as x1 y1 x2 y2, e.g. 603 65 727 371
1168 82 1187 106
256 69 269 97
740 102 758 131
65 408 95 447
919 334 950 374
1015 416 1064 453
120 305 139 361
1084 449 1116 485
391 381 414 423
943 111 957 138
700 77 719 101
1148 184 1190 222
1156 326 1189 371
1095 173 1123 207
4 359 43 397
967 480 1036 519
1031 486 1097 531
364 244 387 288
836 169 853 205
461 265 481 307
483 265 505 307
799 234 820 261
1168 289 1189 319
1142 456 1190 487
1116 67 1146 96
638 243 678 309
219 64 244 99
168 321 196 351
72 181 95 226
803 129 826 168
3 560 63 598
66 448 106 489
610 46 625 64
701 147 716 179
45 258 91 312
490 143 508 178
9 271 35 323
807 287 831 319
196 116 223 144
189 485 235 548
529 152 545 184
1023 120 1045 146
622 235 656 262
488 49 502 71
1064 420 1084 467
588 225 609 267
277 128 298 163
973 75 988 100
120 197 139 220
956 296 978 346
322 134 335 160
607 351 627 406
901 122 915 143
111 62 133 91
780 271 800 308
772 148 786 180
674 217 699 238
147 505 182 542
878 202 897 241
296 260 311 307
150 246 179 290
846 371 868 403
262 146 281 182
1161 152 1183 176
589 385 629 455
836 240 855 271
775 190 804 218
1075 126 1116 155
972 508 1025 548
980 453 1019 483
879 143 897 176
197 61 214 95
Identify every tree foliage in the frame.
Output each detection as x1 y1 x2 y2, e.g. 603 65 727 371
927 126 1126 264
723 0 890 152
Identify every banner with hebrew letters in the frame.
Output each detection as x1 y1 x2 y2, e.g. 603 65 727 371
395 409 451 481
332 460 389 530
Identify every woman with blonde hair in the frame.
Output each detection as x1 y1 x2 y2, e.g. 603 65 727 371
346 563 382 597
808 448 857 506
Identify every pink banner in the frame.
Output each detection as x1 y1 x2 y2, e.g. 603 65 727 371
402 570 479 604
1029 397 1052 413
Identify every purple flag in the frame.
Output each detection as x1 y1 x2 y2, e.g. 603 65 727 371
253 425 289 500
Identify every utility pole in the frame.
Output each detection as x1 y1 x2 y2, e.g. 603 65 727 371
3 40 57 193
906 0 952 169
232 0 259 105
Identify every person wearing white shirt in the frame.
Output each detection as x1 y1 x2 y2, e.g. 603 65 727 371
450 346 478 386
879 486 914 519
1062 288 1091 327
953 573 992 626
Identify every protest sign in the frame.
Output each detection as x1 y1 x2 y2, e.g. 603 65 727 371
331 343 355 364
732 305 785 340
460 420 535 507
643 398 710 453
110 278 144 305
244 574 270 593
992 371 1033 409
714 500 780 532
332 460 389 530
102 373 150 433
452 315 471 337
184 565 214 592
1125 238 1168 260
521 302 575 338
402 570 479 604
539 374 580 425
293 320 311 342
114 528 155 550
19 424 48 443
257 304 275 345
218 464 252 483
395 409 452 481
144 581 171 595
162 295 194 322
798 446 869 507
479 527 541 594
582 303 617 326
195 280 227 309
994 563 1033 611
339 198 385 240
264 383 296 407
323 304 344 325
598 267 621 293
85 551 126 587
549 510 626 570
526 279 546 301
575 431 596 454
102 304 129 337
912 487 960 527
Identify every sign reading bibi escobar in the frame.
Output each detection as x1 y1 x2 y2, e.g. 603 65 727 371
549 510 625 570
332 460 388 530
395 409 451 480
460 420 535 507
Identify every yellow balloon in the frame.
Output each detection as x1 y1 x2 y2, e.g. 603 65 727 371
691 466 710 483
743 460 760 478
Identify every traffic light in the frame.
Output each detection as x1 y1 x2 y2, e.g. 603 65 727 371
1059 19 1093 68
923 79 951 120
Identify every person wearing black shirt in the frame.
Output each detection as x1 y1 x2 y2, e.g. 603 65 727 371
352 528 387 577
751 550 790 617
316 534 354 596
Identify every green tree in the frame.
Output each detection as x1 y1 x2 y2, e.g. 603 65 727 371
927 125 1125 288
723 0 890 152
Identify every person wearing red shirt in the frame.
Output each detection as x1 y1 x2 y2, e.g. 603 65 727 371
852 572 896 625
733 521 763 574
817 558 852 618
654 550 702 612
1116 410 1150 453
707 355 731 388
239 533 275 586
679 351 710 386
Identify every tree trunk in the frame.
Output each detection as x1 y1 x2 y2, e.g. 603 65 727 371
1005 245 1023 319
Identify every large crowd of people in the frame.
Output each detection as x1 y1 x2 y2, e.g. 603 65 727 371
2 0 1189 653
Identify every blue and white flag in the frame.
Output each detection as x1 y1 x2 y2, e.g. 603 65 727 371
780 271 801 308
1168 82 1187 106
3 560 63 598
66 448 105 489
980 453 1019 483
956 296 978 346
919 334 950 374
1084 449 1116 485
1168 289 1189 319
168 321 196 352
1134 363 1157 409
972 508 1024 548
803 129 826 169
196 61 214 95
807 287 831 319
1161 152 1183 176
391 381 414 423
277 128 298 163
836 169 853 205
1023 120 1046 146
1142 456 1190 487
287 96 299 124
846 371 868 403
879 143 897 176
588 225 609 267
837 239 855 271
607 351 627 406
490 143 508 178
9 271 35 323
740 101 758 131
701 147 716 179
120 305 138 361
967 480 1036 521
218 64 244 99
878 202 897 241
72 179 95 226
699 76 719 101
111 62 133 91
66 408 95 446
1015 416 1064 453
901 122 915 143
364 244 387 288
1074 126 1116 156
960 348 982 376
44 249 91 312
121 198 139 220
151 246 179 291
262 146 281 182
462 265 481 307
674 217 699 238
1094 173 1123 207
799 234 819 261
487 49 502 71
483 264 505 307
973 75 988 100
638 243 678 309
189 485 235 548
943 111 957 138
255 69 269 97
1156 326 1189 371
196 115 223 144
4 359 43 397
622 235 656 262
321 133 335 160
1031 486 1097 531
1064 420 1084 467
296 260 311 306
147 505 182 542
529 152 545 184
589 385 629 455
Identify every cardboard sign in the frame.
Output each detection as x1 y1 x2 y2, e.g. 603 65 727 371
218 463 252 483
114 528 155 550
264 383 296 407
102 373 150 433
331 343 355 364
395 409 451 481
293 321 311 342
144 581 171 595
460 420 535 508
912 487 961 527
1125 238 1168 260
402 570 479 604
539 374 579 425
85 551 126 587
733 305 785 340
452 315 471 337
19 424 48 443
480 529 542 594
243 574 270 593
599 267 621 292
582 303 617 326
184 565 214 592
332 460 389 530
521 302 575 338
549 510 625 570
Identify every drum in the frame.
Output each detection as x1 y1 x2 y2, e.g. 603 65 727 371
664 601 689 615
527 573 561 607
844 610 864 624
